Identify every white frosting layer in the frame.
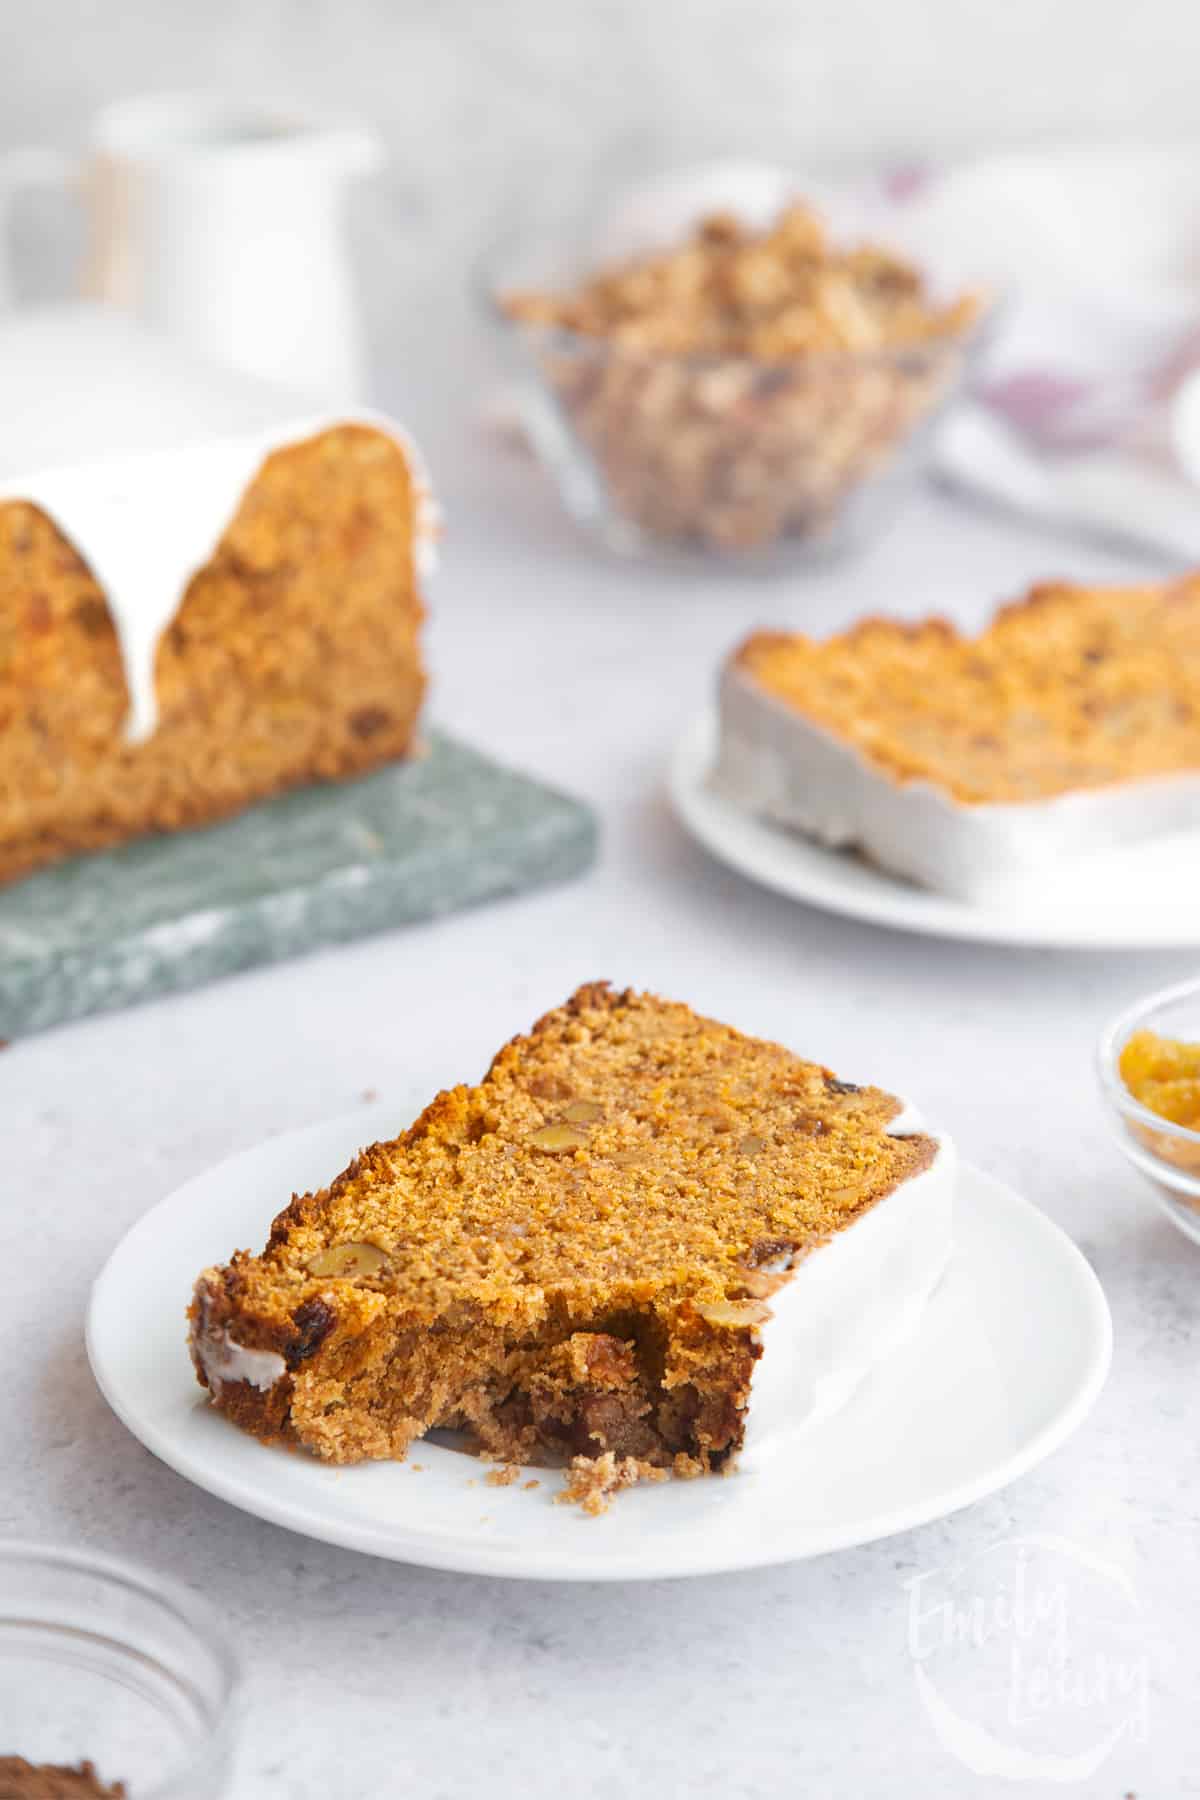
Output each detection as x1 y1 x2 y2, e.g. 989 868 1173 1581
739 1103 955 1467
197 1327 287 1394
0 408 438 745
713 661 1200 902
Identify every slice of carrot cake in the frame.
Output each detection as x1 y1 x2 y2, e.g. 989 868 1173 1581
713 578 1200 899
189 983 953 1477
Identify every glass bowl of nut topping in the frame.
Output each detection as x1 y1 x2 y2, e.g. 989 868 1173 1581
479 162 996 567
1098 974 1200 1246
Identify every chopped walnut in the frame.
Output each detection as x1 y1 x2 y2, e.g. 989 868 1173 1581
502 202 982 555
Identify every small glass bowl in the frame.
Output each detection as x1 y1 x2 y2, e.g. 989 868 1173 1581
478 212 996 570
1097 974 1200 1247
0 1542 240 1798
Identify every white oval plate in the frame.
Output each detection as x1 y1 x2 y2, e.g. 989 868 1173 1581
87 1106 1111 1581
670 710 1200 951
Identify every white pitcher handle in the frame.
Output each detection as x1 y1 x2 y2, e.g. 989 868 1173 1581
0 147 78 312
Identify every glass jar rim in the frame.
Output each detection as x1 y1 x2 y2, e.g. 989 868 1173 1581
0 1539 241 1799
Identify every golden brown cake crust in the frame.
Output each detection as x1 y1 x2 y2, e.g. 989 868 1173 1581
0 424 426 885
189 983 935 1474
0 1760 125 1799
732 577 1200 803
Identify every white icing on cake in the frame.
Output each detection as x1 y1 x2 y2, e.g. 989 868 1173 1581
713 660 1200 902
197 1328 287 1394
0 409 438 746
739 1102 954 1467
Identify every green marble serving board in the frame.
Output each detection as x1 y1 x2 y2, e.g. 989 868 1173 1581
0 731 597 1038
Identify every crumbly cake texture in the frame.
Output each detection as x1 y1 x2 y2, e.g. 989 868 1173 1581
556 1452 669 1516
0 424 425 885
190 983 935 1477
730 578 1200 805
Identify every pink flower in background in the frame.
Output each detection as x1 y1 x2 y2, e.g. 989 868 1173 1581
979 371 1098 442
881 163 933 203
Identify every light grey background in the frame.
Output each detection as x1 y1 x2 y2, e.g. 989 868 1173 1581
9 0 1200 423
4 0 1200 276
5 0 1200 164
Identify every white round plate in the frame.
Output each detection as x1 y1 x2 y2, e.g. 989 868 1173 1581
88 1106 1111 1582
670 710 1200 951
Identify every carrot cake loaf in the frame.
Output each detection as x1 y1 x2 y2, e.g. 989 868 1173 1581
713 577 1200 899
0 419 433 885
189 983 954 1482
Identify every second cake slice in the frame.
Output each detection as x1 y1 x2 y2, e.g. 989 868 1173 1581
713 579 1200 899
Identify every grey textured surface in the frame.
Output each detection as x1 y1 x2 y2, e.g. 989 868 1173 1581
0 730 596 1037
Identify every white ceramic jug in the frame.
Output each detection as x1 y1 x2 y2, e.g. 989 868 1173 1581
0 93 382 402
